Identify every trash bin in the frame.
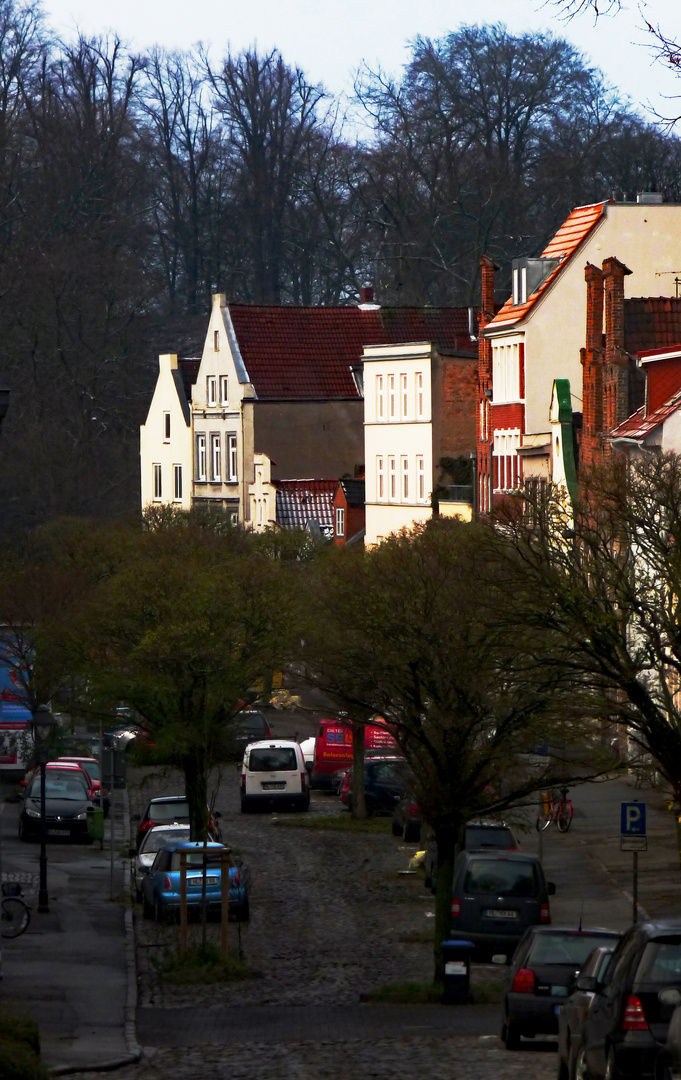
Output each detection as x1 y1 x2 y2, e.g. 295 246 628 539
86 805 105 845
441 939 475 1004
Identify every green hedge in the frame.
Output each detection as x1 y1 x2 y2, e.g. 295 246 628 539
0 1012 47 1080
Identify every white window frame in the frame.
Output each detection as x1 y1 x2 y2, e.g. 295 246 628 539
173 464 182 502
401 456 409 500
416 372 424 418
388 456 396 500
492 342 520 403
206 375 217 407
196 433 207 481
210 432 221 482
219 375 229 406
388 375 396 420
153 464 162 501
336 506 345 537
376 375 384 421
377 456 384 500
400 373 408 419
416 456 425 502
493 428 522 493
227 433 238 481
163 412 171 442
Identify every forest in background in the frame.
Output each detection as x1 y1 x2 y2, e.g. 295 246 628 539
0 0 679 531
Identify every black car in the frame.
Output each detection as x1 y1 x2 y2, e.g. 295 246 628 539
392 796 422 842
343 757 411 815
424 821 520 894
19 772 93 842
228 710 272 759
558 945 618 1078
450 851 555 962
571 919 681 1079
501 926 621 1050
135 795 222 850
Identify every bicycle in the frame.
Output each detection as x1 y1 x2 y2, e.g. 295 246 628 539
536 787 574 832
1 882 31 938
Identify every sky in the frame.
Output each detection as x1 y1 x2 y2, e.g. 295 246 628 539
38 0 681 124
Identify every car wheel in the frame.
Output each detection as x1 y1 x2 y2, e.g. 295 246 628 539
557 1053 569 1080
299 794 310 812
154 900 164 923
391 818 402 837
403 821 421 843
142 895 154 919
504 1018 522 1050
135 887 143 904
570 1045 590 1080
18 818 32 843
240 798 251 814
604 1048 621 1080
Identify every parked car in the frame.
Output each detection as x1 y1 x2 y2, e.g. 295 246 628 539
501 926 621 1050
392 796 422 842
240 739 309 812
424 821 520 894
56 756 110 815
569 918 681 1080
133 823 190 902
660 997 681 1080
450 851 555 962
299 736 315 773
557 945 618 1078
310 717 398 790
341 757 411 815
140 840 249 922
19 771 93 842
228 710 272 759
135 795 222 850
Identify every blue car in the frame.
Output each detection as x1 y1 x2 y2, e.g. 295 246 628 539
140 841 249 922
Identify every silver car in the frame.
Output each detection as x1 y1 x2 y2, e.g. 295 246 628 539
133 823 190 901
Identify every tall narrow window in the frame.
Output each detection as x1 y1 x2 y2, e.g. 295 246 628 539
214 330 220 351
153 464 162 501
173 465 182 502
416 456 425 502
400 373 408 418
377 456 384 500
210 433 221 481
206 375 217 406
336 507 345 538
196 433 207 481
388 375 396 419
416 372 424 418
401 456 409 500
376 375 384 420
388 456 396 499
220 375 229 405
227 433 238 481
163 412 171 442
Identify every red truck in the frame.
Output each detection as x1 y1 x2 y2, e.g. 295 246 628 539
310 717 398 790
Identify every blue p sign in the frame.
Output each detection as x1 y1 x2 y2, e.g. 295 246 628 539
621 802 646 835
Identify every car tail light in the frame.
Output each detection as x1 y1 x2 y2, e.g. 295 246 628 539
265 727 271 737
163 875 171 890
540 902 551 923
408 802 419 815
451 898 461 917
301 772 308 788
623 994 648 1030
241 774 246 793
232 871 240 886
139 819 153 836
512 967 536 994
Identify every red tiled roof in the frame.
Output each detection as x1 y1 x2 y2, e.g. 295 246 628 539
624 297 681 354
610 389 681 442
488 202 609 330
228 306 475 400
275 479 337 533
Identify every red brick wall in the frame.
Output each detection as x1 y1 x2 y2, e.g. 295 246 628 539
439 355 478 459
332 487 365 546
489 402 525 431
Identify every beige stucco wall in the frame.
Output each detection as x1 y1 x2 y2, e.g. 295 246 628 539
491 203 681 436
250 399 364 482
139 353 192 510
247 453 277 530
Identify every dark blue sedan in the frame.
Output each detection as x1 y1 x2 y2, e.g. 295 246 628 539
140 841 249 922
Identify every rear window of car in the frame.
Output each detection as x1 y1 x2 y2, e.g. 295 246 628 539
59 759 101 781
465 826 515 849
463 858 539 896
248 747 297 772
635 939 681 987
170 850 224 870
142 828 190 853
149 800 189 822
527 933 619 966
234 713 269 734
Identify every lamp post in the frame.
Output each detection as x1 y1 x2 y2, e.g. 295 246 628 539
29 706 58 913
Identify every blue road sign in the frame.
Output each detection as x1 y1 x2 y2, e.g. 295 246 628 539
621 802 646 836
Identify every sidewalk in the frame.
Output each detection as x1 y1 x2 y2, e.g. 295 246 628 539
0 790 139 1075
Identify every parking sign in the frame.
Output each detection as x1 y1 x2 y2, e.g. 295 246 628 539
621 802 646 836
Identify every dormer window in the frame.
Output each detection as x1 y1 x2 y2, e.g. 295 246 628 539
512 257 561 305
207 376 217 407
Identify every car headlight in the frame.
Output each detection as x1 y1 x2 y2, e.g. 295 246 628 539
76 812 88 820
25 806 41 818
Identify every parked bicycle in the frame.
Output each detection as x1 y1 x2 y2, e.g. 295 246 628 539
536 787 574 832
1 881 31 938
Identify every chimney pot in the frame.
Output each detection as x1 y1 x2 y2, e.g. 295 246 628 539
359 286 374 304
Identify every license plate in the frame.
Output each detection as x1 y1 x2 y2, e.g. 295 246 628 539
554 1004 561 1015
485 909 518 919
552 986 569 997
188 876 219 887
48 828 71 836
261 781 286 790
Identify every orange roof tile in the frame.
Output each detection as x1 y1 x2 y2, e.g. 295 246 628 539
487 202 610 330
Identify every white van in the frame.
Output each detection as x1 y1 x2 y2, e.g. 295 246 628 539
240 740 310 812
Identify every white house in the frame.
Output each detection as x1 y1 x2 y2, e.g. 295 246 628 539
139 353 194 511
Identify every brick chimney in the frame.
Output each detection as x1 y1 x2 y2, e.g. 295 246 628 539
477 256 498 513
359 285 373 305
580 263 605 483
602 257 633 430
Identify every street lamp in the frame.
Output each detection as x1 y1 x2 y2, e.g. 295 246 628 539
29 705 58 913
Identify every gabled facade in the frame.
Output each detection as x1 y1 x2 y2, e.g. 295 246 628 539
610 345 681 456
477 199 681 511
333 478 365 546
139 353 195 510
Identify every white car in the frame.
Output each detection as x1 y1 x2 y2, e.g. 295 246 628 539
241 739 310 812
299 736 315 772
133 823 190 901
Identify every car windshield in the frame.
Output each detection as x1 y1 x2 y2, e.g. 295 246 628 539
248 748 297 772
234 713 268 734
466 826 514 849
29 777 88 800
463 859 539 896
142 828 190 853
635 939 681 987
527 933 619 966
62 760 101 781
149 800 189 822
170 850 224 870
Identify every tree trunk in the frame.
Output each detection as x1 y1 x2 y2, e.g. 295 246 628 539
183 753 209 841
351 721 367 819
433 822 460 983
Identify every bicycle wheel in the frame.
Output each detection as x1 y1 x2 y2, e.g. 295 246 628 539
536 812 552 832
557 804 573 832
1 896 30 938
